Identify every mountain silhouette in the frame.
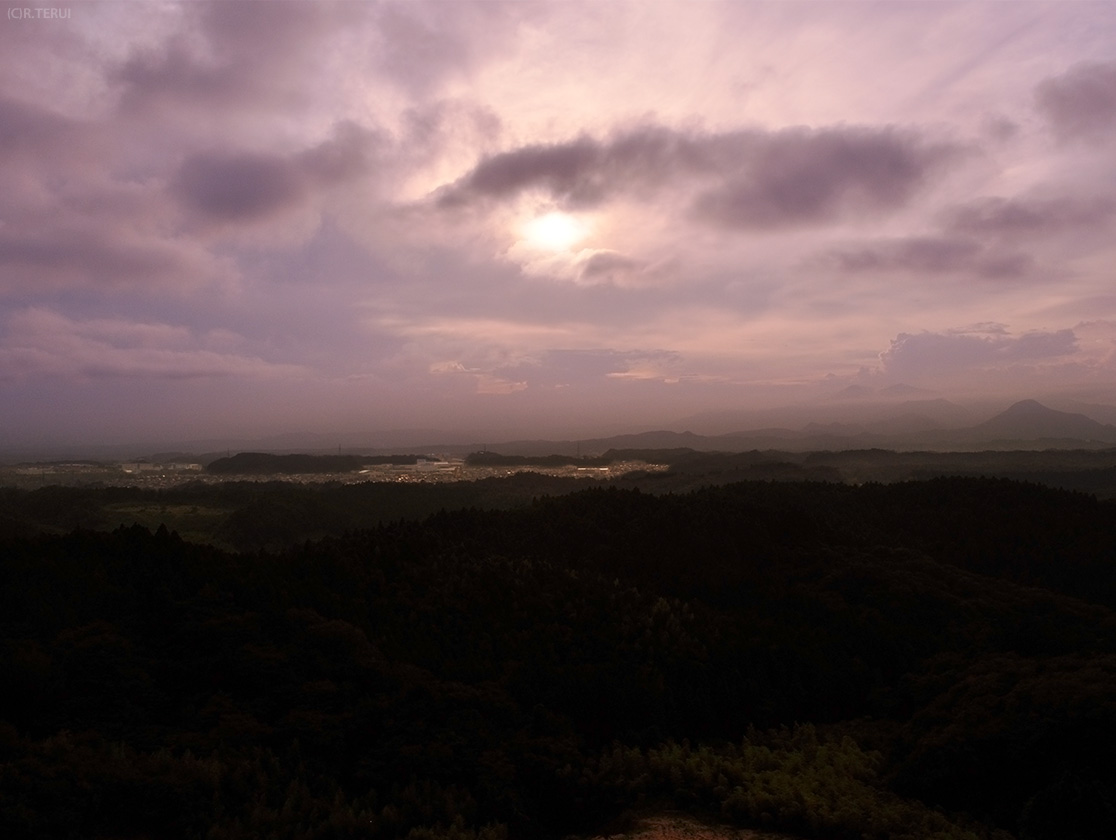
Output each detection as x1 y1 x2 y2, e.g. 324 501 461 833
971 399 1116 442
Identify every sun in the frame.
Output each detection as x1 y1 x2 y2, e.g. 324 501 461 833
521 211 589 252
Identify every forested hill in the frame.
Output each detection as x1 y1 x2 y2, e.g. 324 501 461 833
2 477 1116 840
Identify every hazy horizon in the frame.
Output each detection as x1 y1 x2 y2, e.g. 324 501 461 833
4 1 1116 450
7 392 1116 463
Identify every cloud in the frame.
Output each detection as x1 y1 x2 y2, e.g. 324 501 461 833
577 250 641 284
372 0 535 96
690 128 957 228
428 346 685 395
172 151 307 222
947 322 1010 335
508 348 682 386
112 0 529 121
373 3 471 96
429 360 527 395
821 236 1032 279
0 96 78 155
435 124 960 229
0 95 108 181
819 192 1116 284
0 308 307 381
435 135 605 207
880 327 1078 381
0 226 229 295
114 0 352 115
502 244 646 287
1035 61 1116 142
298 121 379 182
116 37 243 114
942 195 1115 237
171 122 377 225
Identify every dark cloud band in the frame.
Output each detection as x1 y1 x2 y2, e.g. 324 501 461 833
435 124 961 229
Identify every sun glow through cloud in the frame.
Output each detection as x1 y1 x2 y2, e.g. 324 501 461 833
521 212 590 252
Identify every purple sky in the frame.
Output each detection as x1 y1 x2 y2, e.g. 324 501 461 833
3 1 1116 447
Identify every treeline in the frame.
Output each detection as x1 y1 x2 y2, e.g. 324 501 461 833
465 446 1116 497
464 452 611 467
465 447 833 470
3 478 1116 839
206 453 433 475
0 473 586 551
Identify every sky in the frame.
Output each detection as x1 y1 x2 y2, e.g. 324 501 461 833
2 0 1116 448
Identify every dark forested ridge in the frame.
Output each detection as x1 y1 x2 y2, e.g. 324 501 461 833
206 452 433 474
3 476 1116 840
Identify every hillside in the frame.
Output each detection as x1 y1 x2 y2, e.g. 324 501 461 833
2 477 1116 839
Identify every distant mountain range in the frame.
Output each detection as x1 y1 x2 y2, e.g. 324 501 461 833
4 399 1116 463
674 396 979 436
825 383 939 401
458 400 1116 457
